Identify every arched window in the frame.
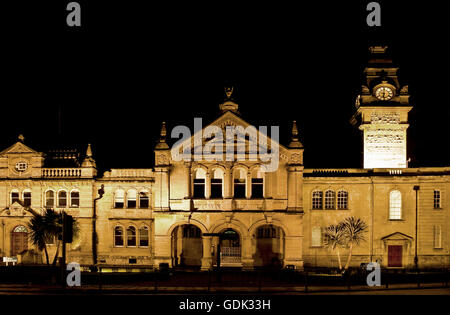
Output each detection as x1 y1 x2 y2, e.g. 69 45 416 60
114 226 124 247
337 190 348 210
389 190 402 220
127 189 137 208
233 168 246 198
11 189 20 204
210 168 223 199
70 190 80 208
58 190 67 208
45 190 55 208
193 168 206 198
251 168 264 199
325 190 335 210
127 226 136 247
139 191 149 208
23 189 31 207
139 226 149 247
312 191 323 209
114 189 125 208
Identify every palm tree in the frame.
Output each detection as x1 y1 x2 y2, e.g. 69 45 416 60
323 224 345 271
28 208 79 266
28 212 51 265
341 217 368 271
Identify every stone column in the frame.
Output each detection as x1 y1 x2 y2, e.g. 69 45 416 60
201 236 213 270
205 171 211 199
224 167 232 199
184 162 191 199
241 236 254 270
246 172 252 199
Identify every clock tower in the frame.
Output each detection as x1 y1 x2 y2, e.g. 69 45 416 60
351 46 412 169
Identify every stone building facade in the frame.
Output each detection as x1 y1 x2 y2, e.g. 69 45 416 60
0 47 448 270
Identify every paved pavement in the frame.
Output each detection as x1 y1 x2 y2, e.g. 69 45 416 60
0 282 448 295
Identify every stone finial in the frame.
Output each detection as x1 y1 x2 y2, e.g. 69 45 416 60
219 87 239 114
86 143 93 157
18 134 25 143
225 87 234 99
155 121 169 149
289 120 303 149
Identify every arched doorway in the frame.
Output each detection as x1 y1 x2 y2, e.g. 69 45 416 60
253 225 284 269
11 225 28 256
171 224 203 268
218 228 241 266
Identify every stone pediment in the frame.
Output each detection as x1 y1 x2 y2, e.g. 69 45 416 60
0 202 31 217
172 111 291 164
381 232 413 242
0 141 43 156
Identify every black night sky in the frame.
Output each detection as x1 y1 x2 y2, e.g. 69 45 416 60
2 1 449 174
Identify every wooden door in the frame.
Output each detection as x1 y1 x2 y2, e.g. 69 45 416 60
388 245 402 267
11 229 28 256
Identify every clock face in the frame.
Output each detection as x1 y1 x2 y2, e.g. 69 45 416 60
15 161 28 172
375 86 394 100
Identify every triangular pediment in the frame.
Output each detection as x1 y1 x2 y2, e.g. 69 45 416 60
0 142 42 156
171 111 291 165
381 232 413 241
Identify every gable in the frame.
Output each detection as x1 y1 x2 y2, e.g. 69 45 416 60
0 142 43 156
171 111 291 165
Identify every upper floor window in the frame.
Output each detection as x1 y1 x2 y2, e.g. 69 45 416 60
114 189 125 208
127 189 137 208
337 190 348 210
389 190 402 220
11 189 20 204
139 191 149 208
127 226 136 247
251 169 264 199
58 190 67 208
23 189 31 207
70 190 80 208
312 191 323 209
434 190 441 209
114 226 124 247
193 169 206 198
45 190 55 208
233 169 246 199
139 226 149 247
210 169 223 199
325 190 335 210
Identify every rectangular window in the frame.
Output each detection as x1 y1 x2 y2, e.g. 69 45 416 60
434 190 441 209
23 192 31 207
193 179 205 198
210 178 223 198
139 192 149 208
434 225 442 249
311 227 322 247
251 178 264 198
234 178 246 198
11 191 20 204
70 191 80 208
139 227 149 247
389 190 402 220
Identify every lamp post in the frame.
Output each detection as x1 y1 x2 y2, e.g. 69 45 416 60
413 185 420 271
92 184 104 271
